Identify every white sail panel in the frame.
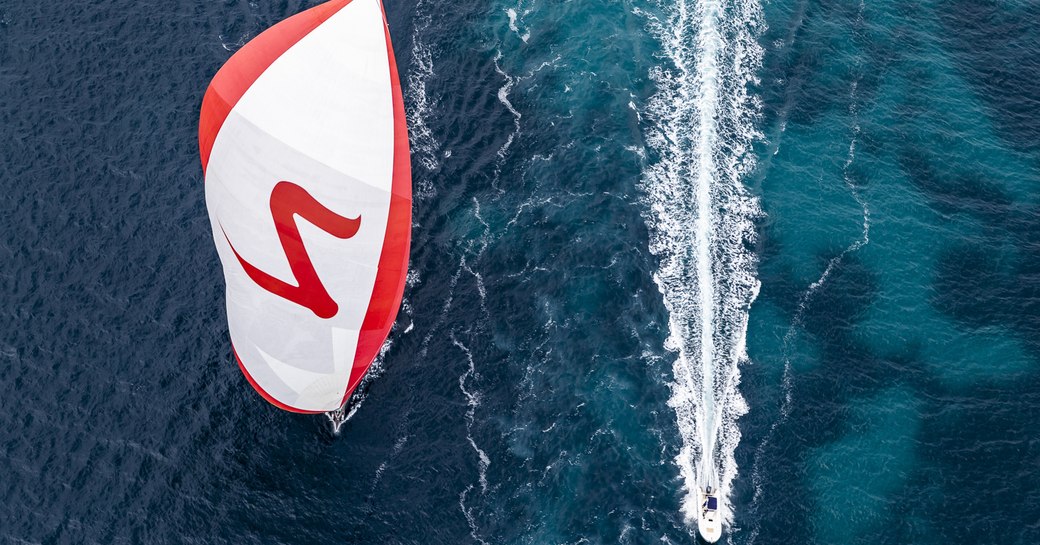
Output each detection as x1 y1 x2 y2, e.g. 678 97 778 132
200 0 409 413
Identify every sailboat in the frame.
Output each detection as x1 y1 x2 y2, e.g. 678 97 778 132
198 0 411 426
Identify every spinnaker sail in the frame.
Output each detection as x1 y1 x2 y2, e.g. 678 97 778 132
199 0 411 413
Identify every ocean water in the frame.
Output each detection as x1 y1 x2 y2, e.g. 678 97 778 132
0 0 1038 544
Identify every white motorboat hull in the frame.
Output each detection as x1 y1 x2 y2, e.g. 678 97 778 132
697 491 722 543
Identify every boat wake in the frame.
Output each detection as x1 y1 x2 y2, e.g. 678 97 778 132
505 3 531 43
405 0 442 187
638 0 764 529
453 332 491 492
453 331 493 545
745 4 869 538
329 273 422 433
326 312 405 433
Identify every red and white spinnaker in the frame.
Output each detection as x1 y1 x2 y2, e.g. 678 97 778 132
199 0 411 413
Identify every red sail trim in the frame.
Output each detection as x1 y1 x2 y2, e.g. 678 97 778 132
341 7 412 404
223 181 361 319
198 0 354 175
233 345 321 414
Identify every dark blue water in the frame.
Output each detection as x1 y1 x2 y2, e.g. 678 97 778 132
1 0 1038 543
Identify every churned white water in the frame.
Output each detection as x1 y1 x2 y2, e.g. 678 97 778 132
638 0 764 528
405 0 442 181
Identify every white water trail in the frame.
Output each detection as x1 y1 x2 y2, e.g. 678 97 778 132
447 200 495 538
640 0 764 528
452 333 490 493
460 485 491 545
405 0 442 183
326 337 394 433
493 50 522 161
505 3 531 43
745 5 869 540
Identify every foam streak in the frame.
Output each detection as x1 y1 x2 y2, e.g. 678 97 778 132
746 5 869 539
640 0 764 528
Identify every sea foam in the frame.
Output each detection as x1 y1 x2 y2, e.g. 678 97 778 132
638 0 764 528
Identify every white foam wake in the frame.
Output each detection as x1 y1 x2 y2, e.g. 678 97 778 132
405 0 442 183
452 332 490 493
638 0 764 528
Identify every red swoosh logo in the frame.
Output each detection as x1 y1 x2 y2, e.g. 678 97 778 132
222 181 360 319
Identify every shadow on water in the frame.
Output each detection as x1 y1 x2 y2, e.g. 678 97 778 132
938 0 1040 155
742 0 1040 542
897 148 1013 226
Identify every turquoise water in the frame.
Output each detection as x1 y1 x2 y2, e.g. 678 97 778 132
1 0 1038 542
743 1 1040 542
